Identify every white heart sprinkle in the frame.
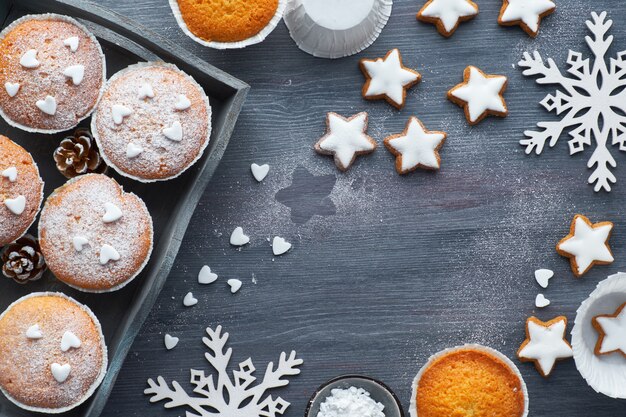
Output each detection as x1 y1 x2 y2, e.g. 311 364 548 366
163 121 183 142
2 166 17 182
4 195 25 215
102 202 123 223
183 292 198 307
72 235 89 252
126 142 143 159
272 236 292 256
174 94 191 110
251 163 270 182
164 334 179 350
20 49 39 68
51 363 71 383
112 104 132 124
63 36 79 52
36 95 57 115
5 82 19 97
228 279 242 294
230 227 250 246
198 265 218 284
534 269 554 289
63 64 85 85
60 331 81 352
138 83 155 100
535 293 551 308
99 244 120 265
26 324 43 339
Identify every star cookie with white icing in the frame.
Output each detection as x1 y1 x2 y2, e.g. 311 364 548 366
314 112 377 171
498 0 556 37
417 0 479 37
448 66 508 125
384 117 446 174
359 49 421 110
592 302 626 358
517 316 573 377
556 214 614 277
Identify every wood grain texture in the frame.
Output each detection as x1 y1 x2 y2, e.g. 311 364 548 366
95 0 626 415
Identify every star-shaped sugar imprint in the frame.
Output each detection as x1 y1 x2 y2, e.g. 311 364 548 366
384 117 446 174
417 0 479 37
592 303 626 357
359 49 421 109
448 66 508 125
556 214 613 277
314 112 377 171
517 316 573 377
498 0 556 37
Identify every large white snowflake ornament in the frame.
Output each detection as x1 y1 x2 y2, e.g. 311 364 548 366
145 326 303 417
519 11 626 192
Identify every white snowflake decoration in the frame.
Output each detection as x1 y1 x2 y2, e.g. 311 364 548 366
519 11 626 192
145 326 303 417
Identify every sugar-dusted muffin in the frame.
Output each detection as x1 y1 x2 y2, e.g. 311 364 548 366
0 135 44 246
38 174 153 292
0 14 106 133
0 292 107 413
91 62 212 182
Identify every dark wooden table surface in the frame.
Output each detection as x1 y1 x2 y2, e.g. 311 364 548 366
96 0 626 415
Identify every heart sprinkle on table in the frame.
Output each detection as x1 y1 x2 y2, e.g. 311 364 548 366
164 334 179 350
251 163 270 182
230 227 250 246
272 236 292 256
534 268 553 288
183 292 198 307
198 265 218 284
535 294 550 308
227 279 242 294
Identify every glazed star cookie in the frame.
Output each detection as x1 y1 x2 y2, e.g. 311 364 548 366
592 303 626 357
417 0 479 37
359 49 421 109
517 316 573 377
384 117 446 174
314 112 377 171
498 0 556 37
38 174 153 292
556 214 613 277
448 66 508 125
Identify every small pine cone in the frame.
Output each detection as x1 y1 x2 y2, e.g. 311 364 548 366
1 235 47 284
54 128 106 178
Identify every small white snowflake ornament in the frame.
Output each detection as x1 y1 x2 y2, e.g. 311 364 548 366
145 325 303 417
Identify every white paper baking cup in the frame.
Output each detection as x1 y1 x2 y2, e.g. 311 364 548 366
409 344 529 417
284 0 393 59
572 272 626 398
169 0 287 49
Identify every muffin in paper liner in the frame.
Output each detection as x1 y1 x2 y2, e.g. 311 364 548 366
168 0 287 49
572 271 626 399
284 0 393 59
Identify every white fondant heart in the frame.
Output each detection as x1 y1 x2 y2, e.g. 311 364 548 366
126 143 143 158
228 279 242 294
4 195 25 215
60 331 81 352
198 265 218 284
36 95 57 115
163 121 183 142
63 64 85 85
138 83 154 100
5 82 19 98
2 166 17 182
26 324 43 339
112 104 132 124
63 36 79 52
174 94 191 110
164 334 179 350
51 363 71 383
230 227 250 246
535 293 551 308
99 244 120 265
272 236 292 256
534 269 554 289
20 49 39 68
251 163 270 182
102 202 123 223
72 235 89 252
183 292 198 307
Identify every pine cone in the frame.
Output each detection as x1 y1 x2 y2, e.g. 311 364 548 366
54 128 106 178
1 235 47 284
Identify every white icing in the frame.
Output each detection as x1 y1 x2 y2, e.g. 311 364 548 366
535 293 550 308
302 0 375 30
500 0 555 33
19 49 40 68
25 324 43 339
595 306 626 355
4 195 25 215
230 227 250 246
164 334 179 350
174 94 191 111
51 363 71 383
519 318 573 375
4 82 19 97
126 143 144 159
362 49 420 106
63 36 80 52
251 163 270 182
60 331 82 352
72 235 89 252
450 67 507 123
534 268 553 288
272 236 292 256
386 117 445 171
317 113 375 170
111 104 133 125
63 64 85 86
420 0 478 33
183 292 198 307
1 166 17 182
36 95 57 116
163 121 183 142
102 202 123 223
138 83 155 100
99 244 120 265
198 265 218 284
228 279 243 294
558 216 613 275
